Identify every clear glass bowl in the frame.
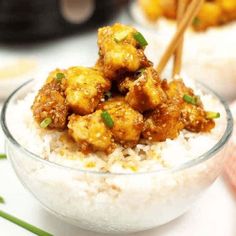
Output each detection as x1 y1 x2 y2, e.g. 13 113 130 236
1 80 233 233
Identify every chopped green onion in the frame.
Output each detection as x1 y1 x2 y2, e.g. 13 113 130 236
0 196 5 204
137 68 145 74
133 32 148 47
101 111 114 128
135 68 145 78
206 111 220 119
56 72 65 82
0 210 53 236
0 154 7 159
114 31 129 42
40 118 52 129
104 91 112 100
183 94 198 105
195 95 201 105
193 17 201 26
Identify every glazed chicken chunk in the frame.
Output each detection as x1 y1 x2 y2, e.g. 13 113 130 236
32 73 68 130
99 98 144 147
182 104 215 132
142 101 184 142
68 112 115 154
66 66 110 115
139 0 176 21
97 23 150 80
195 2 221 31
46 68 67 84
117 75 135 94
125 67 166 112
166 79 215 132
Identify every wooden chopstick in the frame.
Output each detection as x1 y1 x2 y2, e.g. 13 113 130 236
156 0 204 75
172 0 188 76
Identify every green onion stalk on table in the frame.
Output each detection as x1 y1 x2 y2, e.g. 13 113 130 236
0 156 53 235
0 209 53 236
0 154 7 159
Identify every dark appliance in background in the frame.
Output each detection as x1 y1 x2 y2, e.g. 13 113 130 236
0 0 128 42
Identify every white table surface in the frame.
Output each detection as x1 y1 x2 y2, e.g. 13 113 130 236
0 10 236 236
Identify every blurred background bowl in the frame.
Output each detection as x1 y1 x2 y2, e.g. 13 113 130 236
130 0 236 101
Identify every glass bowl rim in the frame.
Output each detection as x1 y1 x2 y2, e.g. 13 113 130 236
1 79 234 176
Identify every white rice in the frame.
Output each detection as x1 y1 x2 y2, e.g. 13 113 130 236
7 78 225 174
131 1 236 101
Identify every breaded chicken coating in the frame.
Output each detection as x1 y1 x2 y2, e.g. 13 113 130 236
99 98 144 147
46 68 67 86
97 23 151 80
165 79 194 100
125 67 166 112
218 0 236 20
194 2 221 31
142 101 184 142
139 0 177 21
117 76 135 94
68 112 115 154
182 104 215 132
32 78 68 130
65 66 110 115
165 79 215 132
